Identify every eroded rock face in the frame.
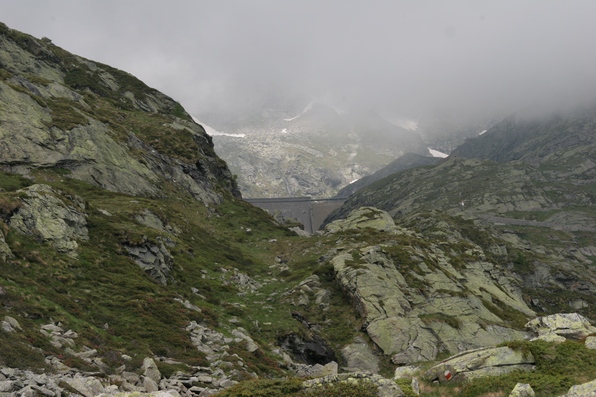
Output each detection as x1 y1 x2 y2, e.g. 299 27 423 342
125 238 174 285
341 337 380 374
331 244 531 363
9 184 87 256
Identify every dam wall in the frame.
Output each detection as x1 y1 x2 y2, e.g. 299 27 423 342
245 197 346 233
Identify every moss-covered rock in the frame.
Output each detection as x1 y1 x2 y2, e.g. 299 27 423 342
9 184 87 256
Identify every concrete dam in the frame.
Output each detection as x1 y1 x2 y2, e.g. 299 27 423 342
245 197 347 234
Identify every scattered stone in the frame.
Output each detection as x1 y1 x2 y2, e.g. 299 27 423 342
143 375 159 392
97 209 112 216
141 357 162 384
411 377 420 395
561 378 596 397
585 336 596 350
174 298 202 313
509 382 535 397
296 361 338 378
290 226 311 237
231 328 259 353
1 317 19 333
394 366 420 379
0 230 14 263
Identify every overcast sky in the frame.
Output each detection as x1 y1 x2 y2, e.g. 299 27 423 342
3 0 596 121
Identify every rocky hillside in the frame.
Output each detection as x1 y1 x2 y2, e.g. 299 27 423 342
1 22 596 397
211 103 430 198
335 152 440 198
451 107 596 163
0 22 240 203
326 108 596 324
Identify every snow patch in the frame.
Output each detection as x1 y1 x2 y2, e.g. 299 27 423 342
281 128 287 133
284 101 315 121
284 95 347 122
192 116 246 138
428 148 448 158
479 129 488 135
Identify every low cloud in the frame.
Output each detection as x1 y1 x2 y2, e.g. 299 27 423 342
4 0 596 121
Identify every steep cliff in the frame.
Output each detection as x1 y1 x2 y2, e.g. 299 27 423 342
0 22 240 203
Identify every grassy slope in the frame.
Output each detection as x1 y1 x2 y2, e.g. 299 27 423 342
0 170 295 373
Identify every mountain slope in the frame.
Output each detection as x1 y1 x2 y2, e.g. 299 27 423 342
1 22 596 397
212 103 429 198
325 110 596 322
0 22 240 202
451 107 596 163
335 152 440 198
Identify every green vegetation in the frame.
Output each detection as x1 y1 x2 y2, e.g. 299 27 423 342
452 340 596 397
43 97 89 130
419 313 462 330
2 20 596 397
214 378 379 397
0 170 297 374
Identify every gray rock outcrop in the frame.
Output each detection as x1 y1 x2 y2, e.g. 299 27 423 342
327 207 532 364
341 337 380 374
9 184 88 256
423 346 536 382
0 229 13 262
324 206 404 234
125 238 174 285
525 313 596 343
0 26 239 204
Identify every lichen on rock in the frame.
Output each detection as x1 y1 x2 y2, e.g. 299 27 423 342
0 228 14 262
9 184 88 256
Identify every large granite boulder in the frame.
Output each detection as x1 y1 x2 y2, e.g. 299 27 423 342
423 346 535 383
525 313 596 343
341 337 380 374
9 184 88 257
